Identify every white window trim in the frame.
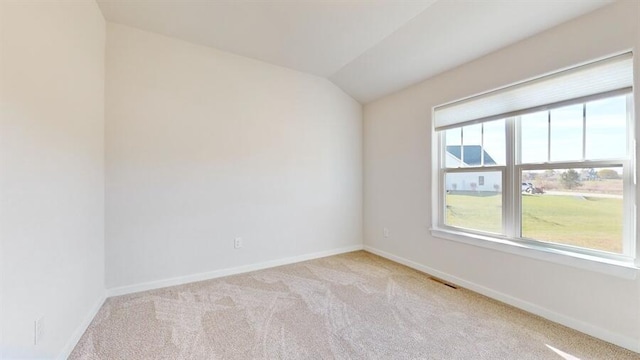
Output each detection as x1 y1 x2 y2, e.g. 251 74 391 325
431 93 639 279
430 228 638 279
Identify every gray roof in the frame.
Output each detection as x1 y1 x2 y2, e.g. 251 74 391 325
446 145 496 166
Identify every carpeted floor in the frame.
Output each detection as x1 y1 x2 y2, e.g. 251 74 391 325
70 251 639 359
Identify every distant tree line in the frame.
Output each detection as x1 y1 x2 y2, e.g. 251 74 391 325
523 168 621 191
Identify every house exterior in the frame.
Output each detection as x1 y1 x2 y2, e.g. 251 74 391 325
445 145 501 193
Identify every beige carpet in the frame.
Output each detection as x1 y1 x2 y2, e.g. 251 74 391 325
70 251 639 359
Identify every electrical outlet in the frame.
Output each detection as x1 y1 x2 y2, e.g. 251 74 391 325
34 317 43 345
383 227 389 238
234 237 243 249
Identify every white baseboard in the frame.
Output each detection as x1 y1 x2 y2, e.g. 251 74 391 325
57 292 107 360
107 244 364 297
363 245 640 354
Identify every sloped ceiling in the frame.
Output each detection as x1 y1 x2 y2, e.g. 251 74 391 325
97 0 613 103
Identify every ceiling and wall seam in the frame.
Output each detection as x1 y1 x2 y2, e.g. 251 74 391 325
325 0 438 84
95 0 614 104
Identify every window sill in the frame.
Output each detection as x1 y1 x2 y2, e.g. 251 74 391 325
430 228 639 280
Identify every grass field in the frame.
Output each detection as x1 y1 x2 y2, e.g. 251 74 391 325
445 193 623 254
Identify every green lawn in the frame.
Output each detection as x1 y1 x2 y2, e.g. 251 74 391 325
445 193 623 254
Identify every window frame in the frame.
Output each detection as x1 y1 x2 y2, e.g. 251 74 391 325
434 90 637 266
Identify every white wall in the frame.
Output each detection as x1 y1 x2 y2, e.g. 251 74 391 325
364 0 640 352
105 24 362 289
0 1 106 358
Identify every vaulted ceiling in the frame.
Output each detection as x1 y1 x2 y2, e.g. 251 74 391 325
97 0 613 103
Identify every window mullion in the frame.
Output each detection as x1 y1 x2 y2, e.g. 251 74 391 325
582 103 587 161
460 127 464 167
547 111 551 162
481 123 485 167
438 131 446 229
624 94 637 262
505 117 517 238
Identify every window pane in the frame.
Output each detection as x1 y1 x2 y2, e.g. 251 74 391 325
445 127 462 167
445 122 505 168
462 124 482 167
521 167 623 254
550 104 583 162
445 171 502 234
586 96 627 159
483 119 505 165
520 111 548 163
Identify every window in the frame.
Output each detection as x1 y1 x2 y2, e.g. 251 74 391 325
434 53 636 263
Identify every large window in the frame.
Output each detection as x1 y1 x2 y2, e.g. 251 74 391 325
434 53 636 262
